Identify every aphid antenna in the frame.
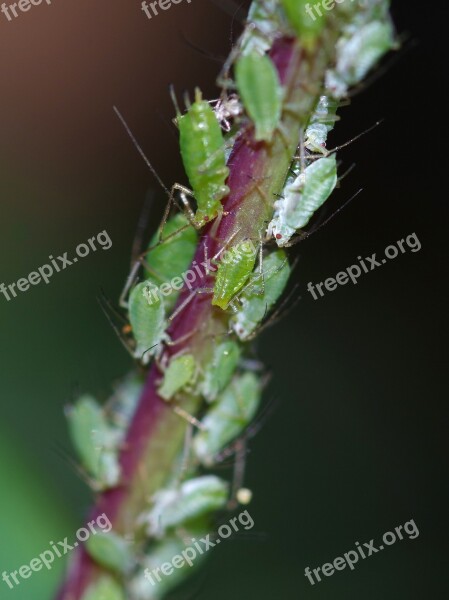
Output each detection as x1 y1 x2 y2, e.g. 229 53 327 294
286 188 363 247
180 31 225 64
303 120 384 160
113 106 171 197
130 190 156 267
97 291 136 359
246 394 281 441
208 0 246 22
99 287 129 325
54 440 101 491
241 282 301 341
337 162 356 186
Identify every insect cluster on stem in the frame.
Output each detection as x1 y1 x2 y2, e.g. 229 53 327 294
62 2 396 599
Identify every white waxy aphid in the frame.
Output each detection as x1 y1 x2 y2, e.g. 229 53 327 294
210 94 243 131
240 0 282 58
326 20 395 98
106 372 143 430
193 373 261 467
268 155 337 247
305 95 339 154
142 475 228 539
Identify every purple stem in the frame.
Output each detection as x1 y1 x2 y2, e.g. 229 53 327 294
56 36 299 600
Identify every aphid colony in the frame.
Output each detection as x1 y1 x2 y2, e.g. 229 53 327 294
66 2 395 598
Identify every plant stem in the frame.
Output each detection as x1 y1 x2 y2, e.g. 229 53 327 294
57 28 342 600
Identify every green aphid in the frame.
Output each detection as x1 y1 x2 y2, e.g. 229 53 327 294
144 213 197 312
85 531 132 575
232 249 290 341
158 354 196 401
144 475 228 538
128 281 167 364
81 575 125 600
129 530 208 600
66 395 122 491
200 339 241 403
281 0 326 51
193 373 261 467
235 52 283 142
212 239 258 310
177 88 230 227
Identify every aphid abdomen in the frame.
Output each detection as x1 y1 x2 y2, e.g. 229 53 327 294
200 340 241 403
235 52 283 142
232 249 290 340
281 0 326 51
178 90 229 226
212 241 257 310
128 282 166 364
66 395 121 490
193 373 261 466
144 475 229 538
326 21 394 98
291 155 338 229
158 354 196 401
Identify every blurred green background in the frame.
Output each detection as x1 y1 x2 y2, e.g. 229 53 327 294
0 0 447 598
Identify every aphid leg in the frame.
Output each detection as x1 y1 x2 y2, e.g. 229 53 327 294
336 162 356 187
175 184 201 228
119 259 141 309
245 283 301 341
168 286 213 322
228 437 247 510
172 405 206 431
285 189 363 247
174 422 195 485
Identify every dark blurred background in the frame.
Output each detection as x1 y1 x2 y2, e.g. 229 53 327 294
0 0 447 598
